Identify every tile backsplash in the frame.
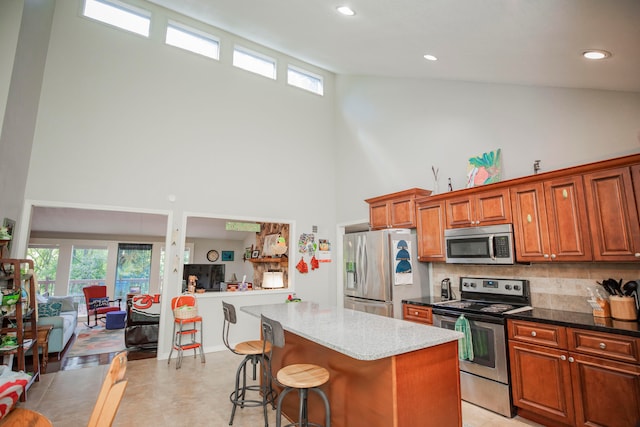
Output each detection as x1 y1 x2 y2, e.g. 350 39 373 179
432 262 640 314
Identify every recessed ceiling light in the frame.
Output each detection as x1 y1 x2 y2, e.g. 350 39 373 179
582 50 611 60
336 6 355 16
423 54 438 61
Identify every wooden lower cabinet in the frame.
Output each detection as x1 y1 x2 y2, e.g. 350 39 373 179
402 304 432 325
509 320 640 427
570 353 640 427
509 341 575 426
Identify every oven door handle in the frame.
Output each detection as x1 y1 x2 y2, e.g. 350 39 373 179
432 309 505 325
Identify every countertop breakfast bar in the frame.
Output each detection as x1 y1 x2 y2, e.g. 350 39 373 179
241 302 463 427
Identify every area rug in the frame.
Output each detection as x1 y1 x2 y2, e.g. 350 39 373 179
66 325 127 358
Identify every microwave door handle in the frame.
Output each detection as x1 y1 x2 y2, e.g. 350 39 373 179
488 234 496 260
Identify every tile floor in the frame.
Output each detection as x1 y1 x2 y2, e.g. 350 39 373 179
18 350 543 427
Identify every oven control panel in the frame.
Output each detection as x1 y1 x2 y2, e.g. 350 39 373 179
459 277 528 297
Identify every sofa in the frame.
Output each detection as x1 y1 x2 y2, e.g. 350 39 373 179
125 294 160 349
33 296 78 354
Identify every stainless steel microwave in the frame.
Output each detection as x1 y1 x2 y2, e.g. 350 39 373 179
444 224 515 264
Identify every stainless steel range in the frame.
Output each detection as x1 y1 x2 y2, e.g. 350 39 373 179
431 277 532 418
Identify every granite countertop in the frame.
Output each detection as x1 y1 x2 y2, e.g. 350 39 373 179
402 298 640 338
241 301 463 361
506 307 640 338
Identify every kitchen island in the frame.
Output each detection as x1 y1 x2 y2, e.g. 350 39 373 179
241 302 463 427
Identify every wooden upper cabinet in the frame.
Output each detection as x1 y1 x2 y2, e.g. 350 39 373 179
511 177 591 262
366 188 432 230
544 177 592 261
583 166 640 261
445 188 511 228
416 199 446 262
369 201 392 230
510 182 550 261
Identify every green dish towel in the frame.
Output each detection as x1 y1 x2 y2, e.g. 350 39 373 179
455 314 474 361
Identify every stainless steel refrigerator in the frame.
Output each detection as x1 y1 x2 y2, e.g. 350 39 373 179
343 229 430 318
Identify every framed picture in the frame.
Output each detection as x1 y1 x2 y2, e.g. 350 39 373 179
244 246 253 260
2 218 15 253
251 250 260 259
222 250 234 261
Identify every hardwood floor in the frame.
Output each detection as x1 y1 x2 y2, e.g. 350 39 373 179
29 328 157 373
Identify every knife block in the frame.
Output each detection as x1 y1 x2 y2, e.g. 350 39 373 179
609 296 637 321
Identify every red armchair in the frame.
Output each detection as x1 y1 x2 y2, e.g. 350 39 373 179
82 285 122 328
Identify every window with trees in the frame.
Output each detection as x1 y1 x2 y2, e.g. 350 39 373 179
27 246 59 295
68 246 108 316
115 243 152 298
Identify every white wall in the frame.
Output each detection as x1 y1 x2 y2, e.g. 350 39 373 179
334 75 640 223
0 0 23 136
188 237 248 282
25 1 338 311
0 0 55 244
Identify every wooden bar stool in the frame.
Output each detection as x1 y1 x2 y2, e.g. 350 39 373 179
168 295 205 369
261 315 331 427
222 301 275 426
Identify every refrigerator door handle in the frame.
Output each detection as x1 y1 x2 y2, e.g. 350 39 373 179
361 234 368 289
355 236 362 288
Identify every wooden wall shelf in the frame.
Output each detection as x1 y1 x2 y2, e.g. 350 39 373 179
249 257 288 264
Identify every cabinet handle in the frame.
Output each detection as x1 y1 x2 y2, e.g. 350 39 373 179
526 214 532 223
568 357 575 363
530 331 537 337
550 254 556 259
543 254 549 259
414 311 419 316
560 355 566 361
635 253 640 258
599 342 606 349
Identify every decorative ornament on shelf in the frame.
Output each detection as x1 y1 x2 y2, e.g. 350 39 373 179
187 275 198 293
0 227 11 240
533 159 541 174
431 166 440 194
272 236 288 256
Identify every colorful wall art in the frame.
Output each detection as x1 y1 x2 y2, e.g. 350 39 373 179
466 148 502 188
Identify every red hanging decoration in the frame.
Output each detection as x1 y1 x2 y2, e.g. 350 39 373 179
310 255 320 270
296 257 308 274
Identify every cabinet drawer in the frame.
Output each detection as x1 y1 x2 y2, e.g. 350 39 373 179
568 328 640 364
403 304 432 325
508 320 568 349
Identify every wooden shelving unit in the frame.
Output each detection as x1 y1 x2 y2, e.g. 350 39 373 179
0 258 40 401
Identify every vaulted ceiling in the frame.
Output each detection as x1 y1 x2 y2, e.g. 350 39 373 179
147 0 640 92
27 1 640 239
